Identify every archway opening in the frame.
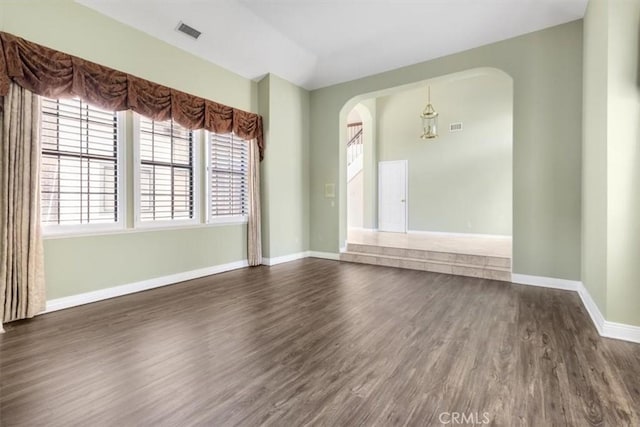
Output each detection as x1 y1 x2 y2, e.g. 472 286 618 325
340 67 514 276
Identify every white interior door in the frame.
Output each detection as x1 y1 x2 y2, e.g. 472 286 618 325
378 160 408 233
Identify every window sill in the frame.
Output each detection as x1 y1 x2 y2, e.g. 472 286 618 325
208 216 248 226
43 223 125 239
134 218 201 231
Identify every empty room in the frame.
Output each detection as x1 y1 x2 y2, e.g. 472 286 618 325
1 0 639 425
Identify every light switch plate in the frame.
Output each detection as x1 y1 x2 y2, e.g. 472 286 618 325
325 183 335 198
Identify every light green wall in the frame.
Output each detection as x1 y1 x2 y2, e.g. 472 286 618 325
376 71 512 235
605 0 640 326
258 77 272 256
581 0 609 316
43 226 246 299
311 21 583 280
1 0 261 300
258 74 310 258
581 0 640 327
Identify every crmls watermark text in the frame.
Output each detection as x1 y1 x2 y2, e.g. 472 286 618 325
438 411 491 425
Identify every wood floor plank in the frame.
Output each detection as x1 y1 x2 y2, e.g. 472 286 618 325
1 259 638 426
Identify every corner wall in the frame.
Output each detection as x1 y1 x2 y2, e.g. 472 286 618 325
581 0 609 316
258 74 310 259
606 0 640 327
582 0 640 326
582 0 640 327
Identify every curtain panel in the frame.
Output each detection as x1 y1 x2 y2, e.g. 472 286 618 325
0 83 46 332
247 139 262 266
0 31 264 159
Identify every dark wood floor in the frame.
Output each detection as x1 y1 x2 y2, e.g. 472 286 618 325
1 259 639 426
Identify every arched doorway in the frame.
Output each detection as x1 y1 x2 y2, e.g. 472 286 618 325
341 67 514 279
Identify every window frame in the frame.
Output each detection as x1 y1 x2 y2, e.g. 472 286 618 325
40 99 126 238
205 131 249 225
133 113 200 229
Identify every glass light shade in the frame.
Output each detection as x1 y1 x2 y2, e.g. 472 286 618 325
420 103 438 139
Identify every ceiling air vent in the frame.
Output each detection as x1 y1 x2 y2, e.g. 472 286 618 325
176 22 202 40
449 122 463 132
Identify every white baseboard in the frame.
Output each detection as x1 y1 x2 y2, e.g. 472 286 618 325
45 260 249 313
262 251 341 265
579 282 640 343
603 321 640 344
407 229 511 239
511 274 580 291
262 252 308 266
46 252 340 313
512 273 640 344
43 255 640 345
577 282 605 334
308 251 340 260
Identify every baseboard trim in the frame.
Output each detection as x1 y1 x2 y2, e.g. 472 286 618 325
43 256 640 345
45 260 249 313
407 229 511 239
579 280 640 343
308 251 340 261
511 274 580 291
577 282 605 334
511 273 640 344
263 251 341 264
261 252 308 266
46 252 336 313
603 321 640 344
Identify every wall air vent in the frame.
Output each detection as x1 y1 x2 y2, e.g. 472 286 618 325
176 22 202 40
449 122 463 132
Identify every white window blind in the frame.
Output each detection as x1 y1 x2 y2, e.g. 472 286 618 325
208 133 248 219
40 97 119 226
138 116 194 222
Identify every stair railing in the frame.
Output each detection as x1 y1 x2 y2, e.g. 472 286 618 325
347 122 363 166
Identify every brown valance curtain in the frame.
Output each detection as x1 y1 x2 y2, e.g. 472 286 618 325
0 31 264 159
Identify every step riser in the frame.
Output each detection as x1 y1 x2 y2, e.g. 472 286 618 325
341 252 512 282
346 243 510 269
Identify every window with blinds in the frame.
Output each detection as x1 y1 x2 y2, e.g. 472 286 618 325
137 116 195 222
40 97 120 227
208 133 248 220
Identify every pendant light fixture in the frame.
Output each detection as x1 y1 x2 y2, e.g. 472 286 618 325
420 86 438 140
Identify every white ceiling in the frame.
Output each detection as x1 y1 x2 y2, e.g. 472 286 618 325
78 0 587 90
